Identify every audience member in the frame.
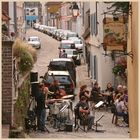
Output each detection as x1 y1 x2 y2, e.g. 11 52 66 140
116 95 129 125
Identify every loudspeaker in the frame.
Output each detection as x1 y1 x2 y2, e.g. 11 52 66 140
65 122 73 132
30 71 38 82
31 82 39 97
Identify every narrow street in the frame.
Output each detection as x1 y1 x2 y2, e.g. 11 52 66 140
26 28 59 77
2 2 138 138
26 29 129 138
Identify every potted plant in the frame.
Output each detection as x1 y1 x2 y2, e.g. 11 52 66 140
112 56 127 78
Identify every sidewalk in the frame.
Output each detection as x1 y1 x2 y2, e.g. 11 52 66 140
76 63 92 89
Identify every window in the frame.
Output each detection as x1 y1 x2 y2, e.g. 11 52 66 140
93 55 98 80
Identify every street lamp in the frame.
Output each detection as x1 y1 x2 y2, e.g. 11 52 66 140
70 2 79 17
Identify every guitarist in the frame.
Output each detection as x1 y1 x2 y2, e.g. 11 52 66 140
77 96 94 130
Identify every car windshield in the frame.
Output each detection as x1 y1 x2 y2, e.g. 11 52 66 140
61 43 75 49
28 38 38 41
68 33 77 38
73 51 78 55
49 61 74 70
74 40 82 44
46 75 71 84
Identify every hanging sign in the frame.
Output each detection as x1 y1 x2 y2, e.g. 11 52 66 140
103 16 127 51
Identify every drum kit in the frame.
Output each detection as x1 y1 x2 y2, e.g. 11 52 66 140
47 95 74 130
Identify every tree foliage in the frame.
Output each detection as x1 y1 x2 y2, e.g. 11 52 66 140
106 2 130 14
13 38 37 74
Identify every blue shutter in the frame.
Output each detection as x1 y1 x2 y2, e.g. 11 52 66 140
91 13 98 35
94 55 98 80
93 13 98 35
90 14 93 35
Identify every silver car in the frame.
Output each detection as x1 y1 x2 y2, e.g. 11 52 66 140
28 36 41 49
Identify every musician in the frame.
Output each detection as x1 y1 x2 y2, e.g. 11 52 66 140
49 80 61 99
104 83 114 105
36 83 48 132
78 85 90 102
77 96 94 130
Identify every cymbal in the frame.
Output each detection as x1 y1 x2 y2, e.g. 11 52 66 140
48 98 63 102
61 95 74 99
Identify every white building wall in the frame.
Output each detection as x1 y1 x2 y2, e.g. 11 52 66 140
90 2 114 90
16 2 25 39
41 2 46 25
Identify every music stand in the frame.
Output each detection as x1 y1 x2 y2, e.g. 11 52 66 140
94 101 106 133
95 114 105 133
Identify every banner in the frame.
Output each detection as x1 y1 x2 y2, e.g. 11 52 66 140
103 16 127 51
25 7 38 21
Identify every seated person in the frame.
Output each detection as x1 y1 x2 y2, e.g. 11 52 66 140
75 96 94 130
116 95 129 125
90 81 103 104
104 82 114 106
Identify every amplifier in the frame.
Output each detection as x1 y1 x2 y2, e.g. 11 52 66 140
65 122 73 132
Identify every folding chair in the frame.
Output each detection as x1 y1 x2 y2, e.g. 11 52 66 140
74 113 88 132
111 104 124 126
74 106 87 132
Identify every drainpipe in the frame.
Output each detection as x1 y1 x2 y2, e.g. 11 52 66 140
14 2 17 36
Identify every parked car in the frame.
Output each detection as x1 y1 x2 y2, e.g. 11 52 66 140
33 23 40 30
38 25 46 32
59 40 75 57
27 36 41 49
48 58 76 86
66 49 81 65
42 70 75 96
61 30 71 40
59 40 81 65
67 31 79 39
68 37 84 53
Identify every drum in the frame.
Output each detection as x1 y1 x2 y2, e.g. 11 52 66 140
49 102 62 115
59 102 69 118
